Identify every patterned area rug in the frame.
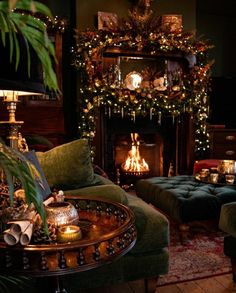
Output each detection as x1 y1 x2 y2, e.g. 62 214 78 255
157 220 232 286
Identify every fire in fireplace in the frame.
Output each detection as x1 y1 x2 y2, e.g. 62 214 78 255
121 133 149 176
99 115 176 183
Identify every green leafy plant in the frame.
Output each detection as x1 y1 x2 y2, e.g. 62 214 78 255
0 275 30 293
0 1 57 290
0 141 47 228
0 0 59 92
0 140 47 291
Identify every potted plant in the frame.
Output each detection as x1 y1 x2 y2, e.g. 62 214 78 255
0 0 57 219
0 1 58 290
0 0 59 92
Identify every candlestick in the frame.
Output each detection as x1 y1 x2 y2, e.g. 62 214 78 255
57 225 82 243
158 111 162 125
150 108 153 120
121 106 124 118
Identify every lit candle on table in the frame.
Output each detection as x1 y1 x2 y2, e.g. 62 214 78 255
57 225 82 243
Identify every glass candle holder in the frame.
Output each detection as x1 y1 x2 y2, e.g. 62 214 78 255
57 225 82 243
210 173 219 183
225 174 235 185
217 160 235 174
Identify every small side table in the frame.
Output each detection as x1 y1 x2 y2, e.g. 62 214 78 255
0 196 137 293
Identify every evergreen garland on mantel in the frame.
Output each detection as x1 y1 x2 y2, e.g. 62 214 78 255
72 13 213 159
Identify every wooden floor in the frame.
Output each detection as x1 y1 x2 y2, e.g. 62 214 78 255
81 273 236 293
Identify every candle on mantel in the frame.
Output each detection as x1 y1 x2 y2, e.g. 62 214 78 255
57 225 82 243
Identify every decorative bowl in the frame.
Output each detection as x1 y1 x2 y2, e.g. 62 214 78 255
45 202 79 226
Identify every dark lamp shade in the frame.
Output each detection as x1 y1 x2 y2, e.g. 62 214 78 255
0 35 45 95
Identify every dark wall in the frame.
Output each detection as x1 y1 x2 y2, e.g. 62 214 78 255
43 0 78 140
196 0 236 78
196 0 236 126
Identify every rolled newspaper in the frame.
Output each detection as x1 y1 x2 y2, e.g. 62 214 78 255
3 196 61 246
20 222 34 245
9 220 31 235
4 210 37 246
4 220 32 246
3 229 21 246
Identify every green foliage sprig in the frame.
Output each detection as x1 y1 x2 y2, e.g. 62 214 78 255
0 141 47 229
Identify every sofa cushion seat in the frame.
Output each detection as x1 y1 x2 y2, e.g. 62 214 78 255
136 175 236 223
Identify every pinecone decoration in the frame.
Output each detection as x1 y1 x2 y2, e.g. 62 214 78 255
32 223 58 244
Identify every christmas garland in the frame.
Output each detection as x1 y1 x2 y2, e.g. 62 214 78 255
72 15 213 159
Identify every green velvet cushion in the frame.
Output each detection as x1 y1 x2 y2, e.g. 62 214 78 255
219 202 236 238
36 139 96 189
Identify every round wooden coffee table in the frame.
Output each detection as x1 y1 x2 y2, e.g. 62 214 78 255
0 196 137 293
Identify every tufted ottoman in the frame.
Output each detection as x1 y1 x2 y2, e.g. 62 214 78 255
135 175 236 224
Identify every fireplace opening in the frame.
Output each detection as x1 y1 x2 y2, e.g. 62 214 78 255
115 131 164 187
101 115 176 184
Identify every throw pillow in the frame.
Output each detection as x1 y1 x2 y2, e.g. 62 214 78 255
24 150 51 200
36 139 96 190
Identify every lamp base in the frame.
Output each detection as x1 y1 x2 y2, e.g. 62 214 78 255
0 121 24 149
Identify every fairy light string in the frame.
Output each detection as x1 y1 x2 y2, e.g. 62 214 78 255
72 15 213 159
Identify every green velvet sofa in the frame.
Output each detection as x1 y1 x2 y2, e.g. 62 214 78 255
219 202 236 282
25 139 169 292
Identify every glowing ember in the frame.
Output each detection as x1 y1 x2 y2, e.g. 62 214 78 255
122 133 149 174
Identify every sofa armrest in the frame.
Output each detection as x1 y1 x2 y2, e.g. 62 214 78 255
219 202 236 238
126 194 169 254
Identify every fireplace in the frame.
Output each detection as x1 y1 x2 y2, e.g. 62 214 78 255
94 112 179 184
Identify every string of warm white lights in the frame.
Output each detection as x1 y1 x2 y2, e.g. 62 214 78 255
72 16 213 159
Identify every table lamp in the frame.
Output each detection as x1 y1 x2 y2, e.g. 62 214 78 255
0 38 45 149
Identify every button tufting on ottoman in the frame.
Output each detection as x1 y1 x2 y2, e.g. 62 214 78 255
135 175 236 223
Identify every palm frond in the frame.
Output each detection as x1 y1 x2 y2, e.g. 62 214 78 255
15 0 53 18
0 275 30 292
0 142 47 230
